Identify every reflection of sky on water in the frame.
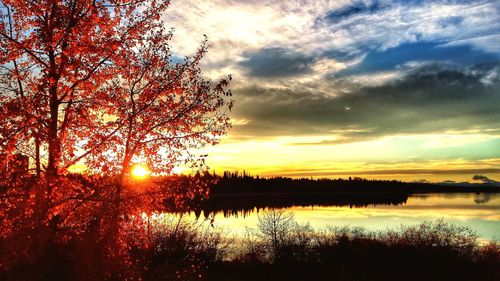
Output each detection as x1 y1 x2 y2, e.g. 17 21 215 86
190 193 500 241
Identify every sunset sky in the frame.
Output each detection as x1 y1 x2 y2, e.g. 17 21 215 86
164 0 500 182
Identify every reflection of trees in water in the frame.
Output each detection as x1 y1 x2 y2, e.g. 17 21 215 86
196 193 409 219
474 193 491 204
189 175 499 219
395 192 498 205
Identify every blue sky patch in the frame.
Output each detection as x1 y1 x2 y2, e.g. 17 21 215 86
338 41 500 76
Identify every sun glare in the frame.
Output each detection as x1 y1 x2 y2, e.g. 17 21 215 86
131 164 150 179
171 166 183 174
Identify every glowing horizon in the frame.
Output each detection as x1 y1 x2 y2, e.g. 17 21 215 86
200 135 500 183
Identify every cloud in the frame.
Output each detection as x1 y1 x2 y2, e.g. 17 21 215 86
239 47 315 78
324 0 386 24
160 0 500 180
437 15 464 28
314 0 500 71
238 47 350 80
443 34 500 54
230 62 500 142
165 0 500 83
164 0 500 155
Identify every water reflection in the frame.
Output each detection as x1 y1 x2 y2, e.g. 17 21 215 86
190 193 500 241
197 192 410 218
474 193 492 204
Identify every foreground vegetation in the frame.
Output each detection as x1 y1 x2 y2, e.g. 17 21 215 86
1 208 498 281
218 211 499 281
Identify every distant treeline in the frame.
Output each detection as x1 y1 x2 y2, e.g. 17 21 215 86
211 170 500 194
194 171 500 217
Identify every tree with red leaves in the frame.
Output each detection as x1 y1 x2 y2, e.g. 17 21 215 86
0 1 231 279
82 32 232 179
0 0 231 178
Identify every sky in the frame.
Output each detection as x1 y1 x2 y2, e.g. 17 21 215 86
163 0 500 182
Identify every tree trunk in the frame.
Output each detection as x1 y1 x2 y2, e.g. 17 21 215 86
47 86 60 177
119 155 132 184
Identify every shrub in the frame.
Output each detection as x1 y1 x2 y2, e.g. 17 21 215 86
127 214 228 281
255 209 314 263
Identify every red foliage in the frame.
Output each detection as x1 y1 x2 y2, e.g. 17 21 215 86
0 1 231 279
0 0 232 177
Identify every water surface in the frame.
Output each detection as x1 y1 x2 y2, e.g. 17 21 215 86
193 193 500 240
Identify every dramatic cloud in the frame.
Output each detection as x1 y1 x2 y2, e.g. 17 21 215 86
165 0 500 82
231 63 500 141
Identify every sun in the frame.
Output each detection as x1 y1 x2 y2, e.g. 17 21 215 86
131 164 150 179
